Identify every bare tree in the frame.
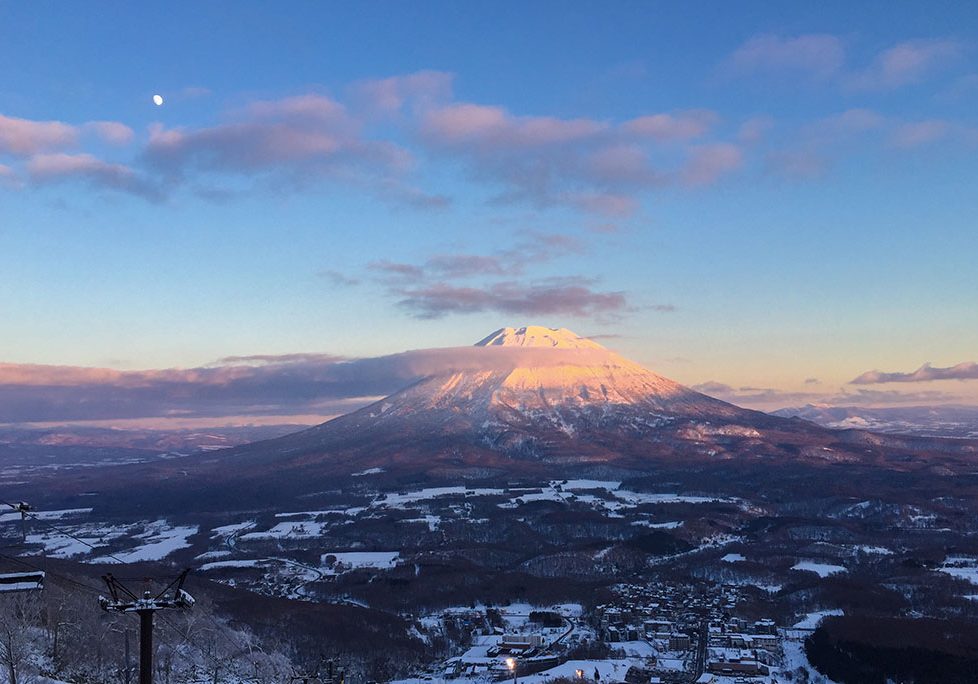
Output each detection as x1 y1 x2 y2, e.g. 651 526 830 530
0 591 42 684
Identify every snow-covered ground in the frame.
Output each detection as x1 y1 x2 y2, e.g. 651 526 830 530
240 520 329 540
380 487 507 507
321 551 400 572
720 553 745 563
631 519 682 529
937 556 978 586
791 561 846 577
211 520 256 537
199 559 264 571
22 518 197 563
91 521 198 563
851 545 893 555
0 507 92 523
352 466 385 476
792 609 843 630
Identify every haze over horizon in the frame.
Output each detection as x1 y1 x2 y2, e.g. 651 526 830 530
3 2 978 427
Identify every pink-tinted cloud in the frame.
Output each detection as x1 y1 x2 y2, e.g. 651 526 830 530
246 94 353 127
765 149 827 179
84 121 135 145
737 116 774 144
851 362 978 384
353 70 455 115
421 103 608 149
889 119 951 148
585 145 662 186
621 110 717 141
0 163 17 186
395 278 628 320
692 380 960 410
808 108 885 138
26 153 160 200
424 254 516 278
566 192 639 216
0 113 77 156
847 39 963 91
765 109 885 180
364 232 633 320
148 102 447 207
143 94 436 206
728 34 846 80
681 143 743 185
0 346 637 424
417 98 733 214
370 231 583 285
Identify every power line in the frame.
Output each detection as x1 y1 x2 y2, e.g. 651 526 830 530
0 551 105 597
1 497 283 677
1 498 135 566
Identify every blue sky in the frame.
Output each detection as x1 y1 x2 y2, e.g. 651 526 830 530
1 1 977 423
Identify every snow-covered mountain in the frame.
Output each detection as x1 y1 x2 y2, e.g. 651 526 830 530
202 326 825 482
19 327 978 512
772 404 978 439
367 326 741 419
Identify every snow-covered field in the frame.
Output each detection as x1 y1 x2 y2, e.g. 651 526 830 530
791 561 846 577
792 609 844 630
22 517 197 563
92 521 198 563
0 507 92 523
240 520 329 540
937 556 978 586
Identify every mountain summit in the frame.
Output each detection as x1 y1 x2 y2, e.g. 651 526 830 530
475 326 605 349
383 325 729 417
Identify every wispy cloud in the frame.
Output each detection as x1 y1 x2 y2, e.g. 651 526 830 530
681 143 743 185
851 362 978 384
728 34 846 80
393 278 628 320
693 380 961 409
888 119 952 148
318 269 361 287
27 153 161 200
142 93 445 208
352 70 455 116
84 121 135 146
0 346 627 424
764 107 973 179
845 39 963 91
416 97 736 215
727 35 965 93
0 113 77 156
0 163 17 186
365 231 646 321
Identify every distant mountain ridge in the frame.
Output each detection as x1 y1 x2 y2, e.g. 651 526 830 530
772 404 978 439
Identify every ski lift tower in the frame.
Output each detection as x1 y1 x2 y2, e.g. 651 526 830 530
100 569 195 684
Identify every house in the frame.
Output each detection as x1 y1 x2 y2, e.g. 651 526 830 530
706 658 769 677
501 634 542 651
623 665 655 684
668 633 691 650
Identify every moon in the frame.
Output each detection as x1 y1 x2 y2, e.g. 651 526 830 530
152 94 164 106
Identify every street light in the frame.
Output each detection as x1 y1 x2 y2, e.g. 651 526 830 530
506 657 517 684
575 669 585 680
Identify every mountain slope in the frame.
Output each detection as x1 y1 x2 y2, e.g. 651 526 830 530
203 326 830 478
23 326 977 513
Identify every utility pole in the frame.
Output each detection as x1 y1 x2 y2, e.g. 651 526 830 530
99 570 194 684
2 501 32 543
